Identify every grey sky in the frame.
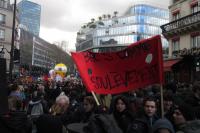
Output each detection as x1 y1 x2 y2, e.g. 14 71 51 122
16 0 170 50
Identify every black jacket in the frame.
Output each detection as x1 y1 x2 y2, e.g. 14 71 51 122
0 111 32 133
36 114 63 133
113 110 134 133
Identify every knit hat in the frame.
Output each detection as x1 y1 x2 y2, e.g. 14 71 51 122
152 118 175 133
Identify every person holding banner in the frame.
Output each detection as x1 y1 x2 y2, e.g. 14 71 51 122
71 96 97 123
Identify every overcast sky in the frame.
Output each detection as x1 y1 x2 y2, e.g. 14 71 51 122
15 0 170 51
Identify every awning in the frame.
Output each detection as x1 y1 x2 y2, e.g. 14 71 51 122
164 59 181 72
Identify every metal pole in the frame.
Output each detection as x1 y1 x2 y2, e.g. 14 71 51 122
91 91 100 106
160 85 164 118
9 0 17 82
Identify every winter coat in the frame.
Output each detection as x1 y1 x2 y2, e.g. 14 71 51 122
36 114 66 133
0 111 32 133
176 120 200 133
127 113 159 133
27 99 44 123
71 105 96 123
67 114 123 133
111 95 134 133
113 110 134 133
126 119 149 133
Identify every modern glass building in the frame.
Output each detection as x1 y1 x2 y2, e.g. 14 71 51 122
76 3 169 54
17 0 41 36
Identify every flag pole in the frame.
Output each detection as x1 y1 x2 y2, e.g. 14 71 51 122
160 85 164 118
91 91 100 106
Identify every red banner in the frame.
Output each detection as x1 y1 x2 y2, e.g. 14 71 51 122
71 35 164 94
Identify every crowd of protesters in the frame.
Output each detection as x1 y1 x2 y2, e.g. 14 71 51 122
0 77 200 133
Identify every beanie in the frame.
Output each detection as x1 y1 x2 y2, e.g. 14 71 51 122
152 118 175 133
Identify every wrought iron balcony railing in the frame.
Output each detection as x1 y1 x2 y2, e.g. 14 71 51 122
161 11 200 33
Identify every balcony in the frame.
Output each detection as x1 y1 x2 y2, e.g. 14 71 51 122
172 47 200 57
161 11 200 37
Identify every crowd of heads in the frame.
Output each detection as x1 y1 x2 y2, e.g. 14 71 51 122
2 78 200 133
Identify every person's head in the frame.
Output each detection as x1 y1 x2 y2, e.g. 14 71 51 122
55 94 70 112
50 103 65 115
173 108 186 125
8 96 23 111
114 95 128 113
143 97 157 117
10 83 20 92
163 94 173 112
173 104 194 125
152 118 175 133
83 96 96 112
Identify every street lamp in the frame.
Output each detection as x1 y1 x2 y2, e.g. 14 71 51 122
9 0 17 82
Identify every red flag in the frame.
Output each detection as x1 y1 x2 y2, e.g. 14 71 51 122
71 35 163 94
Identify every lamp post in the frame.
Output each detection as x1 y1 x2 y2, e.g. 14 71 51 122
9 0 17 82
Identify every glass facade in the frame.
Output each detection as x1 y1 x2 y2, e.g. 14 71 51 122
76 4 169 51
17 0 41 36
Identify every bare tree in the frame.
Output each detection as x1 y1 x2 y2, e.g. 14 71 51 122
113 11 118 17
91 18 95 23
98 16 102 21
102 14 107 20
107 14 111 19
81 25 86 29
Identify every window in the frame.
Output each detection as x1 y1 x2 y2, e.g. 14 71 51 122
172 40 180 51
191 35 200 48
172 12 180 20
0 29 5 40
191 3 198 13
0 14 5 24
0 0 8 8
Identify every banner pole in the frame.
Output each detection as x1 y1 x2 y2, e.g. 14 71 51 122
160 84 164 118
91 91 100 106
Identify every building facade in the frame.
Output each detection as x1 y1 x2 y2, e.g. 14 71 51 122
161 0 200 82
17 0 41 36
76 2 169 55
0 0 19 72
19 29 74 77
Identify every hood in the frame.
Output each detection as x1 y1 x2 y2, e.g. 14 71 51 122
152 118 175 133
